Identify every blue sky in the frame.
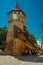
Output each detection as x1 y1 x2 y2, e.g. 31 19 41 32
0 0 43 43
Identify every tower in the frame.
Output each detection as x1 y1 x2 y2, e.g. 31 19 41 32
41 24 43 51
8 3 25 31
6 3 25 55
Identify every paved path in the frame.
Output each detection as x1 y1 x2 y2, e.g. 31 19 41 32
0 55 43 65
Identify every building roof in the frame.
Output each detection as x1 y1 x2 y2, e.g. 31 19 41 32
8 3 25 16
13 3 21 10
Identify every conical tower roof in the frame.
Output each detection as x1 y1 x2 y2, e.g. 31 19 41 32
13 3 21 10
8 3 25 16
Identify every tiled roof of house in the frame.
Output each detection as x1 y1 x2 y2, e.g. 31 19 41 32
14 25 37 48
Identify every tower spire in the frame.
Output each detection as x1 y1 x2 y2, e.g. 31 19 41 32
13 2 21 10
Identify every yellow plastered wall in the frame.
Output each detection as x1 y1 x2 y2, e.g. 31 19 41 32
41 43 43 51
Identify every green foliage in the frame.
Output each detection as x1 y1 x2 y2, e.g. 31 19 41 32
23 25 26 31
0 26 8 50
23 25 36 43
37 45 41 50
0 49 3 54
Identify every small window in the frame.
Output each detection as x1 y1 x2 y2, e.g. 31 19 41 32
14 30 18 37
18 12 20 14
14 11 16 14
14 26 20 38
23 39 26 42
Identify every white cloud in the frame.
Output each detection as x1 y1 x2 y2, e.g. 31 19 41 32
37 40 41 47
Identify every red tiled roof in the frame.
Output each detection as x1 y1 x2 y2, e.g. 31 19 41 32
8 3 25 16
13 3 21 10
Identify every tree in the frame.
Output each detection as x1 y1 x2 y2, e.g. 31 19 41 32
37 45 41 50
0 26 8 51
23 25 36 43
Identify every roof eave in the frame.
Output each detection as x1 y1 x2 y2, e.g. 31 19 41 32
8 10 25 16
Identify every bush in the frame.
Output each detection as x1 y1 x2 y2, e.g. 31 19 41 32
0 26 7 50
0 49 3 54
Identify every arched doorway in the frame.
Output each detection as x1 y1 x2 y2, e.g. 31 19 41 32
22 47 31 56
31 50 37 55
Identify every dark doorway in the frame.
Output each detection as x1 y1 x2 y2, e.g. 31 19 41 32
22 47 31 56
31 50 37 55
